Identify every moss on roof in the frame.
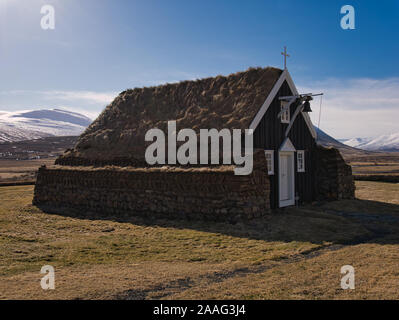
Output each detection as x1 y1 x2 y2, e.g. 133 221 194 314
58 67 282 165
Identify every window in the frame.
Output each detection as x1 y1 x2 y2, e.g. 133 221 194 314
280 101 290 124
297 150 305 172
265 150 274 175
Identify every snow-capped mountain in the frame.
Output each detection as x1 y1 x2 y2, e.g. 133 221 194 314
341 137 372 148
0 109 93 143
315 127 350 149
341 133 399 152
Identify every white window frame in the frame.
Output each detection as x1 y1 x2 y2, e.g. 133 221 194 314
280 101 290 124
264 150 275 175
297 150 305 172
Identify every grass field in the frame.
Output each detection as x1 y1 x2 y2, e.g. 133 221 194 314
1 151 398 184
1 181 399 299
0 159 54 183
348 155 399 183
352 163 399 175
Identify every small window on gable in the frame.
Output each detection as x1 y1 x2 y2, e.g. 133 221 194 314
280 102 290 124
265 150 274 175
297 150 305 172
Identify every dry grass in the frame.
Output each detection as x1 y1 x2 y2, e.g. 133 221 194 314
349 155 399 182
351 162 399 175
344 152 399 163
0 159 54 183
0 181 399 300
355 181 399 205
168 244 399 300
59 67 282 164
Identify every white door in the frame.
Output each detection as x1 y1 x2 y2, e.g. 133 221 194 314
279 152 295 207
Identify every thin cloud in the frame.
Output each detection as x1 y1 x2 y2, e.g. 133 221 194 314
1 77 397 140
298 77 399 139
57 106 100 120
42 90 118 105
0 90 117 121
0 89 118 105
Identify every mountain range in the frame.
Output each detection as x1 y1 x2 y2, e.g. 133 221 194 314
315 127 399 153
0 109 92 143
0 108 398 153
340 133 399 152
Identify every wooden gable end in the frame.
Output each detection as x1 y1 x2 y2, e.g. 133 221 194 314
253 80 317 208
253 80 316 150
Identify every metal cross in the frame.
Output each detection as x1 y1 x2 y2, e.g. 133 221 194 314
281 46 290 70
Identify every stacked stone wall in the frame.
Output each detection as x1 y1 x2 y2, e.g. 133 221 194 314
315 145 355 200
33 151 271 221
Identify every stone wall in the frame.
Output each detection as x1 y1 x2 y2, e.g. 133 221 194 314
33 150 271 221
314 145 355 200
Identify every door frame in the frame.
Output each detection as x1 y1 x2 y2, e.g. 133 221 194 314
278 138 296 208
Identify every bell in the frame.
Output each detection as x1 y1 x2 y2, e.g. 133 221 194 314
302 97 313 112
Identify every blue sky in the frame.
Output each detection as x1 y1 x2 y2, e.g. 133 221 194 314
0 0 398 138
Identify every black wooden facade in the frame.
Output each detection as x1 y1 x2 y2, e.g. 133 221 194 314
253 80 317 209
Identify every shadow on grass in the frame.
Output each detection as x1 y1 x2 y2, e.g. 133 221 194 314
34 198 399 246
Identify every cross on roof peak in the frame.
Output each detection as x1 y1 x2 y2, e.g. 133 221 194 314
281 46 290 70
